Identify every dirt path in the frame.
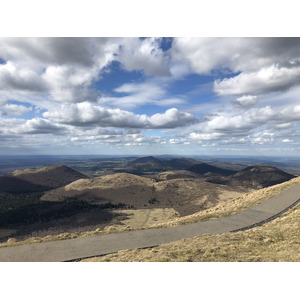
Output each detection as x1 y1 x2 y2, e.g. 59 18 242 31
1 183 300 262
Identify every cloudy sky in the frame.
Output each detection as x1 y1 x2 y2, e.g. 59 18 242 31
0 37 300 156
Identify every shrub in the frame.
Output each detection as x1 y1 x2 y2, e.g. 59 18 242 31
148 197 159 204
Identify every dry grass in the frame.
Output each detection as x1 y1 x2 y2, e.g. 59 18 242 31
11 165 60 176
1 176 299 249
147 176 300 228
111 208 179 230
82 203 300 262
65 173 154 191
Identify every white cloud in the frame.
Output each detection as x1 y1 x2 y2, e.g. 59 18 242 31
170 38 300 75
214 65 300 96
0 38 121 104
101 81 185 109
0 61 47 93
186 104 300 148
282 139 293 143
232 95 258 109
42 65 101 103
21 118 67 134
44 102 198 129
0 38 299 154
1 103 32 116
148 108 197 128
116 38 170 76
189 132 224 141
0 37 120 70
250 132 274 145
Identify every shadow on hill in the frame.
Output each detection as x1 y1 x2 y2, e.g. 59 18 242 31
0 176 50 193
0 165 87 193
0 192 125 242
206 165 295 188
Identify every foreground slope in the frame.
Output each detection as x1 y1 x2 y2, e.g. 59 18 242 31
82 178 300 262
0 165 87 193
85 203 300 262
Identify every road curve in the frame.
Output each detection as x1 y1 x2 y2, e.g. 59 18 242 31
1 183 300 262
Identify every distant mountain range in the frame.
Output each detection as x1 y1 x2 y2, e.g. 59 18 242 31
0 157 296 194
128 156 237 176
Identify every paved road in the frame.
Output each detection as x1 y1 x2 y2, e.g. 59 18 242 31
1 183 300 262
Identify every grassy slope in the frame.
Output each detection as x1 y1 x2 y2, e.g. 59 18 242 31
83 203 300 262
1 176 300 251
82 177 300 262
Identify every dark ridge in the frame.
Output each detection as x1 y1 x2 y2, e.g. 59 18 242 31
207 165 295 188
188 163 237 176
130 156 162 165
164 158 200 169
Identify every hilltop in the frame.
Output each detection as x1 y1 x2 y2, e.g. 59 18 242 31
130 156 162 165
41 172 248 216
188 162 237 176
0 165 87 193
206 165 295 188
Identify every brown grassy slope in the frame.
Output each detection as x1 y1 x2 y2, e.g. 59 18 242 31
0 165 87 192
41 173 249 216
83 203 300 262
152 170 202 181
2 177 299 249
147 176 300 228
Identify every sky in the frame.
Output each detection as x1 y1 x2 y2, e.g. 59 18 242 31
1 37 300 156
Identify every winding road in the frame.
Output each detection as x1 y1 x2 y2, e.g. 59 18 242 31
1 183 300 262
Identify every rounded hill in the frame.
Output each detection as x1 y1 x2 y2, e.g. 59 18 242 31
207 165 295 188
0 165 87 193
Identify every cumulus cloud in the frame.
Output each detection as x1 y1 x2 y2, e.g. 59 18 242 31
214 64 300 96
170 37 300 75
187 104 300 147
147 108 197 128
0 38 121 103
0 61 48 93
0 37 120 69
232 95 258 109
42 65 101 103
44 102 198 129
1 103 32 116
0 37 299 154
171 38 300 103
20 118 67 134
116 38 170 76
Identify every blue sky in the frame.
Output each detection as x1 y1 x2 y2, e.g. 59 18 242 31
0 37 300 156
